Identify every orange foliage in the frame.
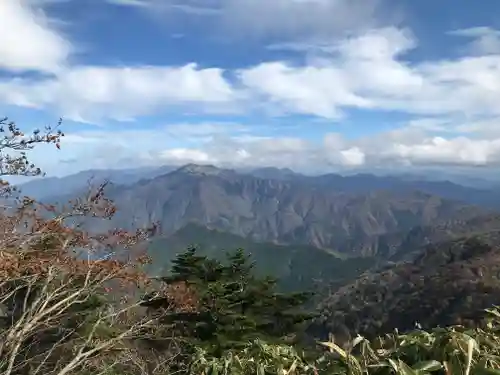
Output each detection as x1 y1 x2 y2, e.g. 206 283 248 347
0 117 199 320
0 117 157 292
161 281 199 313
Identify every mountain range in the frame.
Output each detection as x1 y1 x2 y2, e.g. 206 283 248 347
25 163 500 256
16 165 176 200
17 164 500 205
21 162 500 337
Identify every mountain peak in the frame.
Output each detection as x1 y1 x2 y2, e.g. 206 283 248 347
250 166 299 180
256 167 295 174
175 164 232 176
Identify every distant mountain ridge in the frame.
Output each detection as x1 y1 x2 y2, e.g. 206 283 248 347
57 164 490 257
15 165 176 199
25 163 500 209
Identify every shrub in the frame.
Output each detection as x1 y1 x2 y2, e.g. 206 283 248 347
0 117 163 375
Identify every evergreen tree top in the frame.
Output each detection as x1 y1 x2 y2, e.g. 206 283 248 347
143 247 316 355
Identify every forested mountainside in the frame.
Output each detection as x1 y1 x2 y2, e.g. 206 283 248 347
145 223 375 292
359 212 500 261
146 215 500 341
54 164 489 257
316 232 500 341
144 210 500 288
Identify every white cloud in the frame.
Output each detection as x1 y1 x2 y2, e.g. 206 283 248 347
340 147 366 166
454 118 500 137
0 0 70 73
3 0 500 173
26 127 172 175
106 0 150 7
405 116 500 138
217 0 385 40
240 27 500 119
106 0 389 41
165 122 248 140
450 27 500 55
3 4 500 125
151 132 500 169
0 64 235 121
160 148 213 164
160 126 500 170
24 120 500 178
334 125 500 167
239 62 371 119
28 122 255 175
0 2 237 121
156 135 322 171
382 136 500 167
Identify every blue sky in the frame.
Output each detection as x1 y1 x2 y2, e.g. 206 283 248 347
2 0 500 177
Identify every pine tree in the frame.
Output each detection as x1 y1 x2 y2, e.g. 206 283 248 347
143 247 315 355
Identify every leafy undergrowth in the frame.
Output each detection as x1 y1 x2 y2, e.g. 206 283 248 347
192 307 500 374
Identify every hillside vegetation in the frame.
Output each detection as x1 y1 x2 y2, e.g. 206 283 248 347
318 233 500 340
146 223 375 292
3 117 500 375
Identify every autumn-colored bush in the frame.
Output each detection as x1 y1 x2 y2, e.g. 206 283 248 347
0 118 170 375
